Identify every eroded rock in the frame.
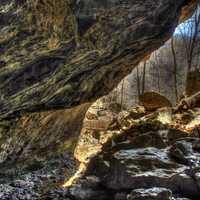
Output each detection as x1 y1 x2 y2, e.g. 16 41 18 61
0 0 199 199
0 103 89 177
0 0 198 119
87 145 200 198
169 141 194 165
139 92 172 111
127 188 172 200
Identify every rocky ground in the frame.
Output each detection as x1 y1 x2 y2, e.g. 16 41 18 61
72 99 200 200
0 152 77 200
0 97 200 199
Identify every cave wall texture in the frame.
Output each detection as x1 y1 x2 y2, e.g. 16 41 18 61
0 0 198 119
0 0 199 171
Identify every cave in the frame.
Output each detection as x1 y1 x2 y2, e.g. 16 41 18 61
0 0 200 199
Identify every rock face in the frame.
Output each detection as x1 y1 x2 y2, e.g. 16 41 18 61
91 146 200 195
0 0 198 119
0 103 90 177
127 188 173 200
0 0 199 199
0 101 200 199
71 104 200 200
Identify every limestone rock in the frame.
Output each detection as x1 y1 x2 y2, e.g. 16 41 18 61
139 92 172 111
114 131 167 151
69 177 108 200
74 105 200 200
127 188 172 200
0 103 89 175
0 0 197 119
87 145 200 197
0 1 199 198
117 111 132 128
169 141 194 165
91 147 184 189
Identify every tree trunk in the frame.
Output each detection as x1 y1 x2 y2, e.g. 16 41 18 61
141 61 146 95
136 66 141 99
120 80 125 110
187 10 200 72
171 37 179 102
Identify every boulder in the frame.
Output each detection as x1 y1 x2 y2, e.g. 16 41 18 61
165 129 189 144
169 141 194 165
139 92 172 111
127 188 172 200
75 113 168 163
114 131 167 151
117 111 132 128
87 146 200 198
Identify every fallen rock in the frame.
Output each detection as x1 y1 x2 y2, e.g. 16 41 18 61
165 129 189 144
139 92 172 111
117 111 132 128
69 177 108 200
90 147 183 190
169 141 194 165
177 92 200 110
127 188 172 200
114 131 167 151
87 145 200 198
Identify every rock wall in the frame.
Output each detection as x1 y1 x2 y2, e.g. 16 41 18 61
0 103 90 176
0 0 198 119
0 0 199 196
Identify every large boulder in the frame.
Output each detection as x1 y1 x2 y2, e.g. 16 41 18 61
88 146 200 196
86 137 200 198
139 92 172 111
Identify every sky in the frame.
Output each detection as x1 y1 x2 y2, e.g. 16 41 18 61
174 6 200 36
